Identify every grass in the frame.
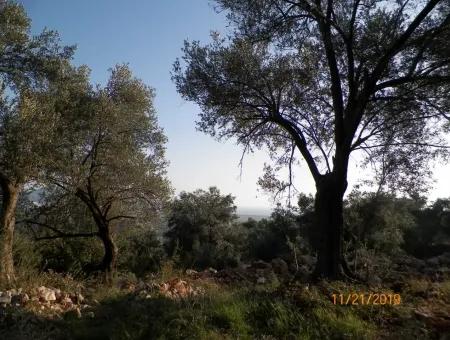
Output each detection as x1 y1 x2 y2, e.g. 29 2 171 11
0 271 449 339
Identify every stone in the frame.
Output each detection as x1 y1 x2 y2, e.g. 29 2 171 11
54 289 62 300
256 277 266 284
37 286 56 302
0 295 11 304
70 293 84 304
41 291 56 302
207 267 218 274
11 293 29 305
77 293 85 304
61 296 73 308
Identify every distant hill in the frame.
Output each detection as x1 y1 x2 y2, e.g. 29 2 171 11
236 207 271 222
237 214 269 222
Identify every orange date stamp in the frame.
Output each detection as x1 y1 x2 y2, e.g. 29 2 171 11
331 293 401 305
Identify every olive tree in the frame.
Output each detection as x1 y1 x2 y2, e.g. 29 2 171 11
173 0 450 279
41 65 171 278
0 1 82 282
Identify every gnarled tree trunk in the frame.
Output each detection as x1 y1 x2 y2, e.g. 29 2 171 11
0 179 20 283
97 221 117 283
312 172 347 280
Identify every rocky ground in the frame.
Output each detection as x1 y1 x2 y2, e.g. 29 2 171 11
0 256 449 339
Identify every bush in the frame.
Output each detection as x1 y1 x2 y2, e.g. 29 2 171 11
164 187 243 269
13 229 42 274
243 206 309 263
117 226 165 276
37 237 104 276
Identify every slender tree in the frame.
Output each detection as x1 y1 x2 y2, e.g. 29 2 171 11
45 65 171 278
173 0 450 279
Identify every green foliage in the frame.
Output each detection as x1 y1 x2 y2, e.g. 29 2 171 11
0 1 83 184
37 237 104 276
12 228 42 274
345 191 418 256
165 187 243 269
48 63 172 225
404 198 450 257
243 205 307 262
116 226 165 276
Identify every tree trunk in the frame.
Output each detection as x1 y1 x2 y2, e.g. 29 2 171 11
312 173 346 280
0 180 20 284
98 223 117 282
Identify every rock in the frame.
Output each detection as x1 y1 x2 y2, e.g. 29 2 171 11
70 293 84 304
207 267 218 274
86 311 95 318
256 277 266 284
159 278 199 299
41 291 56 302
54 289 62 300
21 293 29 303
135 281 147 291
37 286 56 302
11 293 29 305
0 295 11 304
61 296 73 308
77 293 85 304
186 269 198 276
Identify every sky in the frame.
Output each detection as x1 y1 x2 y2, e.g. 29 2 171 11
19 0 450 212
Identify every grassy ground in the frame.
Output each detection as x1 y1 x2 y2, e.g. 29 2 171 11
0 271 449 340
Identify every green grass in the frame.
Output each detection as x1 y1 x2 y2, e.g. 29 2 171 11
59 285 382 340
1 274 449 339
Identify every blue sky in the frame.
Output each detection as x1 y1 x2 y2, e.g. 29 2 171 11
19 0 449 211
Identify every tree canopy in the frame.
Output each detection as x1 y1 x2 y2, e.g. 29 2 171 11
173 0 450 278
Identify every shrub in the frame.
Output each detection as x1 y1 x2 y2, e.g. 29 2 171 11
116 226 165 276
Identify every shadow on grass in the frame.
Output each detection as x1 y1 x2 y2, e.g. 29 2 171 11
0 285 446 340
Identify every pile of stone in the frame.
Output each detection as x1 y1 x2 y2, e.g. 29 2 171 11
0 288 29 306
0 286 90 319
116 277 205 300
158 278 204 299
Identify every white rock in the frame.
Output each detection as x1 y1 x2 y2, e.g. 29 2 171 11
0 295 11 304
43 291 56 302
256 277 266 284
38 287 56 302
